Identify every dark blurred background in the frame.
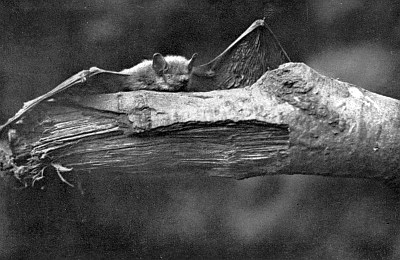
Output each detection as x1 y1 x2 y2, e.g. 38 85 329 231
2 0 400 259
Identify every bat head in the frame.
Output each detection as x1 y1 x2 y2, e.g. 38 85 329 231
152 53 197 90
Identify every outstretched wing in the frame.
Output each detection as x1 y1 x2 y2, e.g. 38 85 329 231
0 19 290 133
187 19 290 92
0 68 130 134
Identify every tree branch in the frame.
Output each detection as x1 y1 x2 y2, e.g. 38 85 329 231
1 63 400 185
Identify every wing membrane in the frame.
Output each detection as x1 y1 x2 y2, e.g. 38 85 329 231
187 19 290 91
0 68 130 134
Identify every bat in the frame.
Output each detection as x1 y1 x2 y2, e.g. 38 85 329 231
0 18 290 134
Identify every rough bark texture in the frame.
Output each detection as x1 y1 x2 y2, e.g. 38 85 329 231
1 62 400 185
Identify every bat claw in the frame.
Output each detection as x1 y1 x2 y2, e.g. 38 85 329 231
78 71 88 84
80 75 87 84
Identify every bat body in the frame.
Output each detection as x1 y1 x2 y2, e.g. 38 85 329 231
0 19 289 134
119 19 290 92
120 54 196 92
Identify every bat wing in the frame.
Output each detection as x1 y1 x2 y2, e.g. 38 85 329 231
187 19 290 92
0 68 130 134
0 19 289 133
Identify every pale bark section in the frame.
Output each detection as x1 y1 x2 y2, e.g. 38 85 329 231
1 63 400 184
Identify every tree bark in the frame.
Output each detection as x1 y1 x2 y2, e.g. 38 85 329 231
1 62 400 185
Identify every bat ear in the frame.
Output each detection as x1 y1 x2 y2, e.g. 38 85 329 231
152 53 169 75
188 53 198 72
